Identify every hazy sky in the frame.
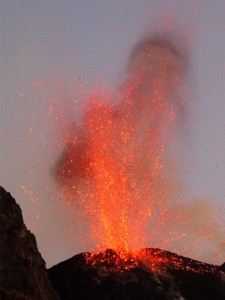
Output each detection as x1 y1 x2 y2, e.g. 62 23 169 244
1 0 225 267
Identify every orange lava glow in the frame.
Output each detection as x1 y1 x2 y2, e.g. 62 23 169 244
84 248 223 274
54 39 187 258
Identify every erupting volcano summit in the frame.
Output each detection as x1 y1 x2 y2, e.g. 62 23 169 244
1 187 225 300
1 35 224 300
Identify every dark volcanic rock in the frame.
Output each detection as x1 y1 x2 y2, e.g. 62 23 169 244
49 249 225 300
0 186 59 300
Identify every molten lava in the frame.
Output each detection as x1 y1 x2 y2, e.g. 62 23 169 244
54 39 186 261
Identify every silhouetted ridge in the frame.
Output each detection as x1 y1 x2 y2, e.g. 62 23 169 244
0 186 59 300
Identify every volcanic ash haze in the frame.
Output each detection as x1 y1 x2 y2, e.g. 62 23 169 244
53 38 189 254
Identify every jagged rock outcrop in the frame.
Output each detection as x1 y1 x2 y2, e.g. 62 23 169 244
0 186 59 300
49 249 225 300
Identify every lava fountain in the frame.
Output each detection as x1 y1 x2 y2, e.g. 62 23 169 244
54 38 186 261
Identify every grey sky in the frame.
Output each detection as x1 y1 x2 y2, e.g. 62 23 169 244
1 0 225 267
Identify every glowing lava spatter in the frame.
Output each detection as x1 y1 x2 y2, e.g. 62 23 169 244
54 39 186 258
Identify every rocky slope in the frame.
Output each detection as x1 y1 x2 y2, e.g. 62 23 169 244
49 248 225 300
0 186 59 300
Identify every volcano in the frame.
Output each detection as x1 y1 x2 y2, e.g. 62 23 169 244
48 248 225 300
1 36 225 300
1 187 225 299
